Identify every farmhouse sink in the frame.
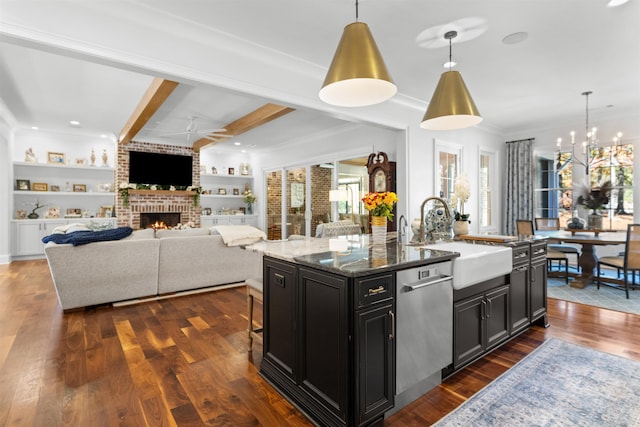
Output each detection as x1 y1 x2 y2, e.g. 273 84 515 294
419 241 513 289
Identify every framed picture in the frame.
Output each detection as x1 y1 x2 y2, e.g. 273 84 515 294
32 182 48 191
218 188 227 195
16 210 27 220
50 185 60 192
73 184 87 192
233 188 240 195
203 207 212 216
65 208 82 218
98 205 114 218
45 207 60 219
16 179 30 191
228 167 235 175
47 152 66 165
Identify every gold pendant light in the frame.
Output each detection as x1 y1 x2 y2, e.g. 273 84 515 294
319 0 396 107
421 31 482 130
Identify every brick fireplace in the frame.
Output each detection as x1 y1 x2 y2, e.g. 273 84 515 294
116 142 201 229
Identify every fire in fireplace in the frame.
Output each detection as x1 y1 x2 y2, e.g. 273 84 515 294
140 212 181 229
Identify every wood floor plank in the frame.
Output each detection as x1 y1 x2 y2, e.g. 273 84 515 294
2 260 640 426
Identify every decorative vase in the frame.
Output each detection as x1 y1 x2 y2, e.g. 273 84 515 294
27 212 39 219
588 212 603 230
102 149 108 167
247 203 253 215
371 216 387 243
90 149 96 166
453 220 469 236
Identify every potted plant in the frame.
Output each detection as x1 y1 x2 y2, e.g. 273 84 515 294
243 191 257 214
451 174 470 235
576 180 612 230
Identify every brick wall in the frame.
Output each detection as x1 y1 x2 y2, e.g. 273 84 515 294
116 142 201 229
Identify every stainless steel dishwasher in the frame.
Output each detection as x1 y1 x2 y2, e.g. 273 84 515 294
392 260 453 412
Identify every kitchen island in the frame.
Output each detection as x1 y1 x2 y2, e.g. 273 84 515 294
249 236 459 427
246 235 546 427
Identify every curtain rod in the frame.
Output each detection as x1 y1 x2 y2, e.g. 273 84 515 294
505 138 535 144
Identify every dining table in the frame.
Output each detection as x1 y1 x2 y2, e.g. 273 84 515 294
536 229 627 288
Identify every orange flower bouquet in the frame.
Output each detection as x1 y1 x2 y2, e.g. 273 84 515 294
362 191 398 221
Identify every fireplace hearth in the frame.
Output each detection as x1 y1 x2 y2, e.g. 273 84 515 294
140 212 180 229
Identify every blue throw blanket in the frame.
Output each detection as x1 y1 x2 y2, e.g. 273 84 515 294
42 227 133 246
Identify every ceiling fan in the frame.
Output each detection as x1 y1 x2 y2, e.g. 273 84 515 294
148 116 232 143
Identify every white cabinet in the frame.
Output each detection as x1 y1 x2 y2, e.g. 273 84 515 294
12 218 118 257
199 173 254 216
201 215 258 227
14 220 66 255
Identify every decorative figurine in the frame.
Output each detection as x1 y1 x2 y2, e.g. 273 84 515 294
90 149 96 166
25 147 37 163
102 149 108 167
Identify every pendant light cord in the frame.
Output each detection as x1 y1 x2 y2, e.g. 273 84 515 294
355 0 359 22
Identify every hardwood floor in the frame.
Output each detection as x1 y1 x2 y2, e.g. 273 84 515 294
1 259 639 426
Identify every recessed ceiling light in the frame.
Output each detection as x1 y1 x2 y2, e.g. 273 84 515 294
31 126 39 130
69 120 81 127
443 61 457 69
607 0 629 7
233 142 241 146
100 134 108 138
502 32 528 45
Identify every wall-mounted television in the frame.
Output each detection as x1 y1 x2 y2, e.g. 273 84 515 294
128 151 193 187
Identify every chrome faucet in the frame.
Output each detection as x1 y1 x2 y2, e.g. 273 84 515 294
418 197 453 244
397 214 408 245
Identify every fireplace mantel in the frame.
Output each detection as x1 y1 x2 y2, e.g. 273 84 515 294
128 190 196 196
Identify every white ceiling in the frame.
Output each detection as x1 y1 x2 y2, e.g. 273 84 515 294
0 0 638 152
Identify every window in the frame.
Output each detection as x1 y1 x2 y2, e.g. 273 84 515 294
587 144 633 230
535 143 633 230
535 151 574 227
434 140 462 203
479 150 498 230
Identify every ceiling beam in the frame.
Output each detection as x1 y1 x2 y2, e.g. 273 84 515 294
118 77 179 145
192 103 295 152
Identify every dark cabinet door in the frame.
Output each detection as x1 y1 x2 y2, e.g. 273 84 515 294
530 259 547 322
453 294 485 369
485 285 510 350
263 258 298 382
298 267 349 425
355 302 395 426
509 264 530 335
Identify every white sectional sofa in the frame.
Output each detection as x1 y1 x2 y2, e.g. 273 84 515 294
44 226 264 311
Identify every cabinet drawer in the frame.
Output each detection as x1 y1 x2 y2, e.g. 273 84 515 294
530 243 547 261
356 274 394 308
512 245 529 265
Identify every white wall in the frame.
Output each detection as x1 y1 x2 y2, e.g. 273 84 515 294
0 116 13 263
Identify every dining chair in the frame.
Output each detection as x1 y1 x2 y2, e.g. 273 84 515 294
517 219 569 283
596 224 640 299
535 217 580 271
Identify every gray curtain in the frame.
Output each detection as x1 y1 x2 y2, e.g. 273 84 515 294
504 138 535 235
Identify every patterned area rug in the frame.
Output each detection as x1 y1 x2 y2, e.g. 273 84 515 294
547 277 640 315
434 339 640 426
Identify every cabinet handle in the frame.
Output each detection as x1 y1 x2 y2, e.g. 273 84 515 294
368 285 386 295
481 300 486 320
534 249 545 255
487 298 492 319
273 273 285 287
388 310 395 340
515 265 528 272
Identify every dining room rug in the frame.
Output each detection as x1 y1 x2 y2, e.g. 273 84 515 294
547 277 640 315
433 338 640 426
